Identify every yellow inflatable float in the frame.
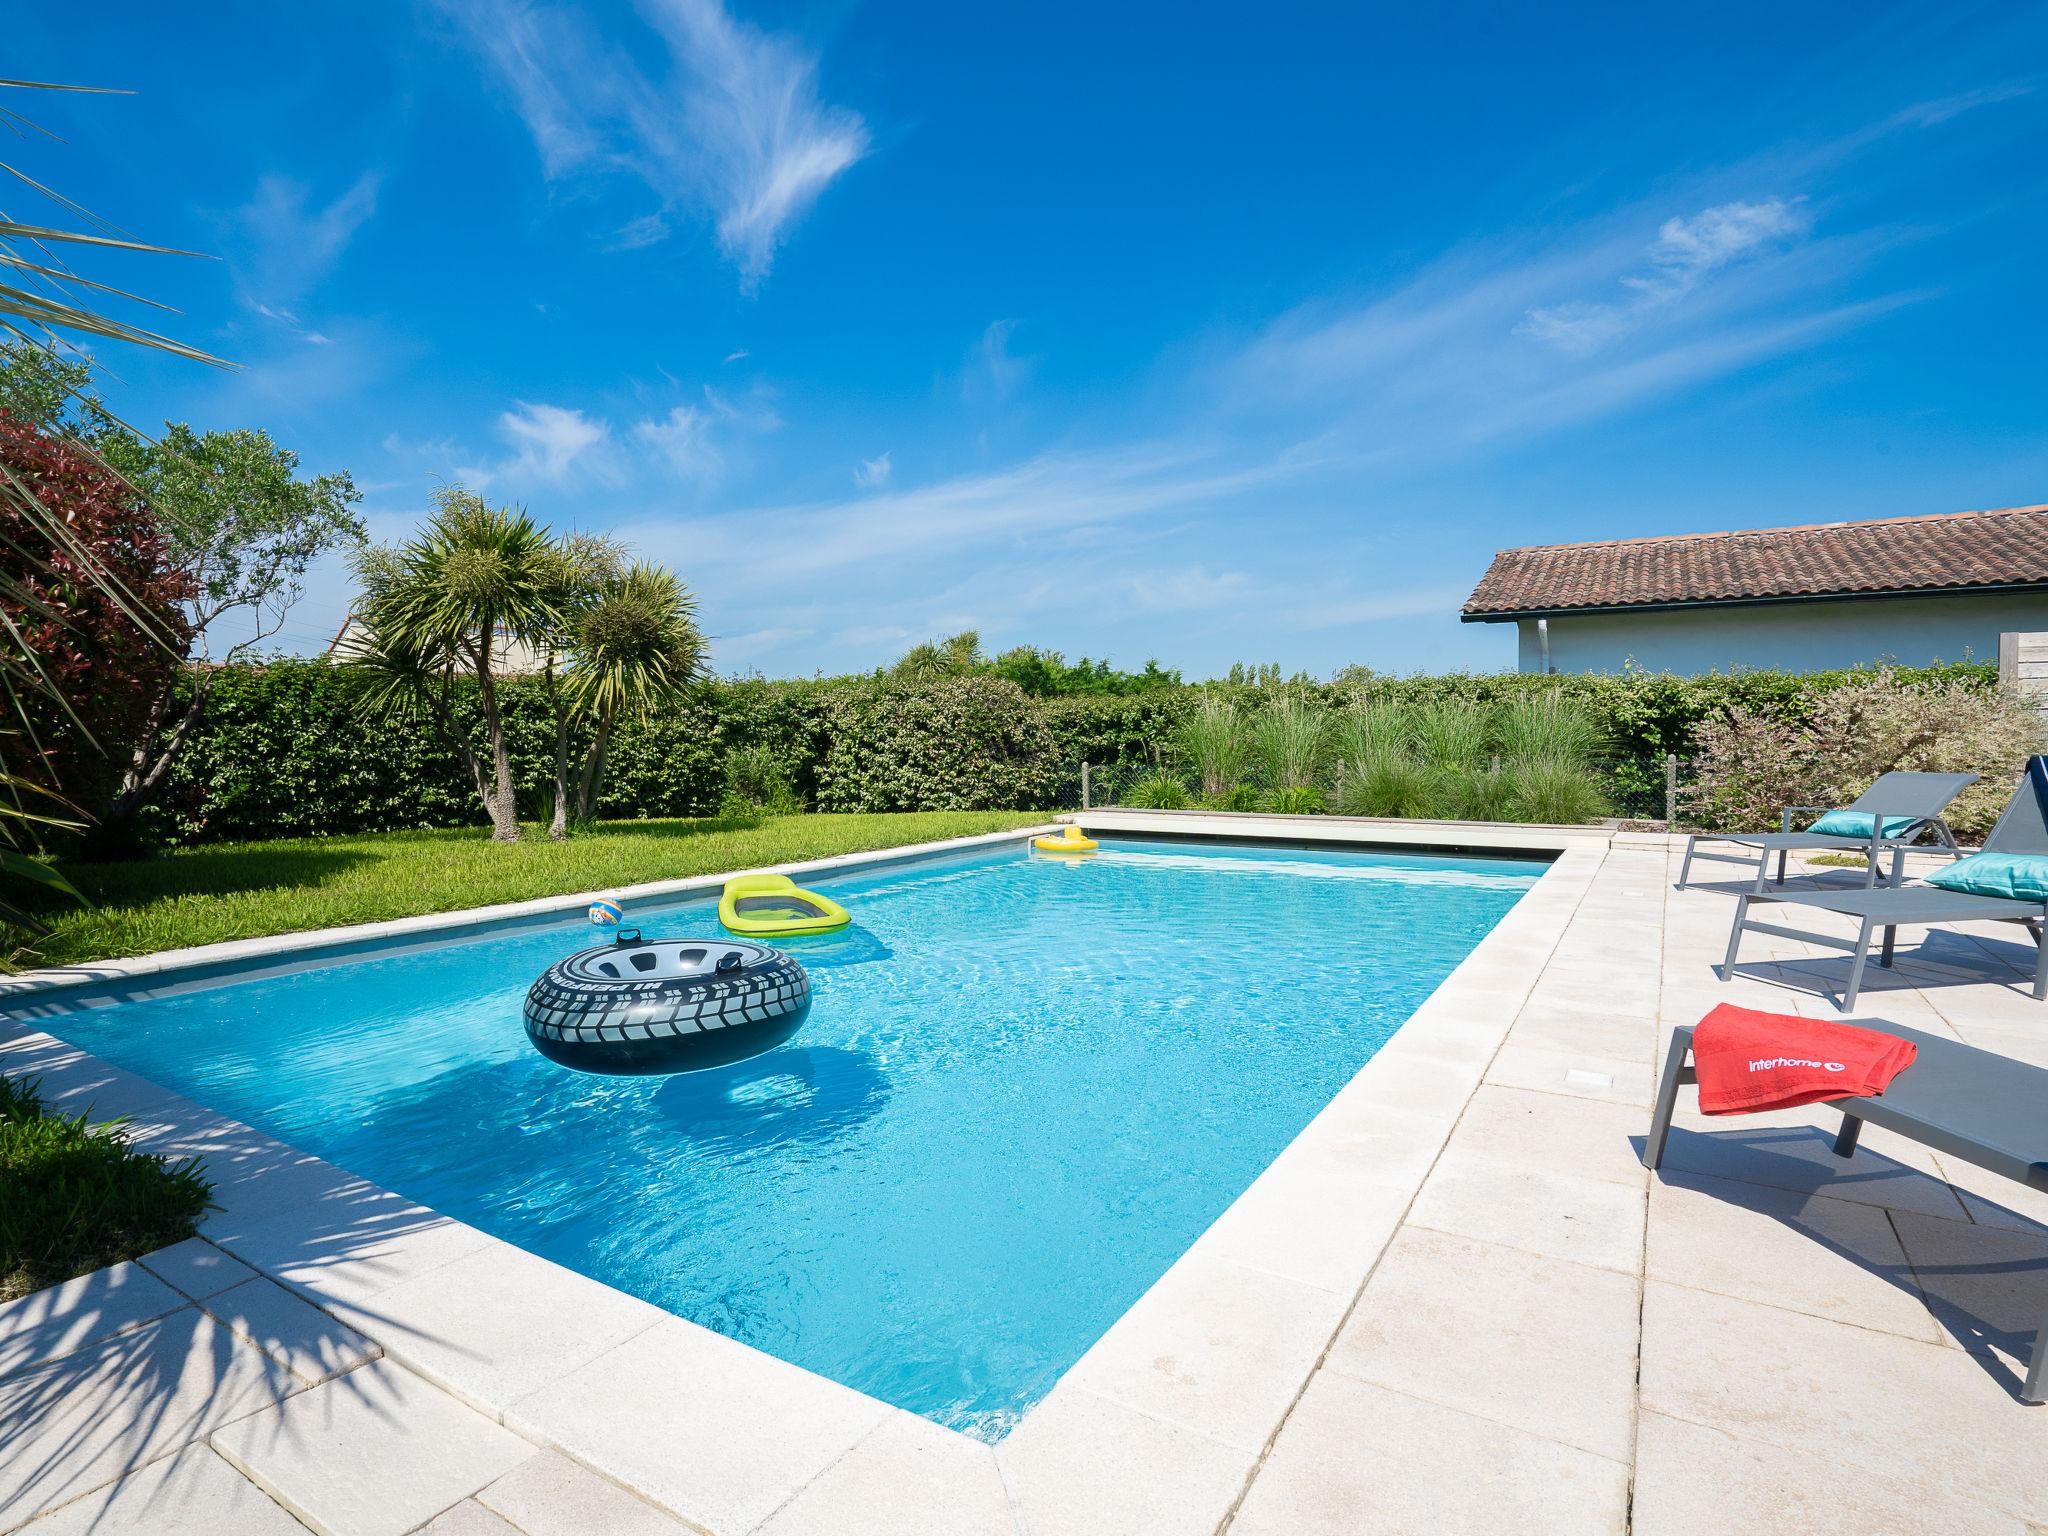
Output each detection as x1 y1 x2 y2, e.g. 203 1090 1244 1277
1032 825 1099 854
718 873 851 937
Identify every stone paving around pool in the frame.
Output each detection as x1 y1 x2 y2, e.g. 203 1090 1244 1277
2 824 2045 1535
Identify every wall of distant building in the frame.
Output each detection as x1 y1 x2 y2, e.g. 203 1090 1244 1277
1512 591 2048 674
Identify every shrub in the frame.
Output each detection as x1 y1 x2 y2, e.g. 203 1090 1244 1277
1205 783 1263 812
0 413 192 823
1 1074 213 1302
1123 773 1191 809
1335 750 1439 818
1506 760 1609 824
1685 669 2043 839
723 742 800 816
814 677 1058 812
1263 784 1328 815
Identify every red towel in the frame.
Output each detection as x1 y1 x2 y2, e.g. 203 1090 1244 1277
1691 1003 1917 1115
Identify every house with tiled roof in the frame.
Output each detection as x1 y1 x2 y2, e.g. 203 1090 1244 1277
1462 504 2048 674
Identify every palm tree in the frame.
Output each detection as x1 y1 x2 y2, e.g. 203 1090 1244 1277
349 488 559 840
530 533 627 839
567 562 706 823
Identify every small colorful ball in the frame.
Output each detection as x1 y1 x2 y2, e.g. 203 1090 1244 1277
588 897 624 926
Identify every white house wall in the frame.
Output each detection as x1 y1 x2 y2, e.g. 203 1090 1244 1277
1512 591 2048 674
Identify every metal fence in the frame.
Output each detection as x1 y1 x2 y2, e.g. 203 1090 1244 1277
1072 753 1698 824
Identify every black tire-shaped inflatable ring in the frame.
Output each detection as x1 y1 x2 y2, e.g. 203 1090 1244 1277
524 931 812 1075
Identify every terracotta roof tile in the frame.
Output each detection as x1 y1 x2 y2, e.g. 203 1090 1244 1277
1462 504 2048 620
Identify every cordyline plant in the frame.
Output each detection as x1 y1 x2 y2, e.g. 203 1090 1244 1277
349 490 559 841
561 561 704 829
349 488 705 841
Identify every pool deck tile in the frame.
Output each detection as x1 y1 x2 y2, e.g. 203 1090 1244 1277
197 1276 382 1386
1059 1250 1350 1454
13 823 2048 1533
324 1238 667 1416
1192 1112 1431 1292
8 1444 305 1536
1644 1170 1944 1342
994 1382 1257 1536
475 1449 697 1535
754 1409 1017 1536
504 1316 890 1535
1322 1226 1642 1464
1630 1408 2028 1536
209 1357 535 1536
1227 1373 1630 1536
1405 1150 1648 1273
416 1500 526 1534
1638 1279 2048 1525
137 1237 259 1301
0 1308 303 1532
0 1261 186 1378
217 1189 496 1310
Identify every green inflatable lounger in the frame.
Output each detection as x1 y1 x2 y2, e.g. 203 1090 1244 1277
718 872 851 938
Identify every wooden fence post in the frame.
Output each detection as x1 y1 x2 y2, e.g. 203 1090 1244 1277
1664 753 1678 826
1082 761 1091 811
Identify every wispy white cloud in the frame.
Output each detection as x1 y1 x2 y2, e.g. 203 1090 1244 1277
853 451 892 488
437 0 867 286
499 400 611 480
964 318 1033 407
636 404 721 479
1519 198 1812 355
632 384 781 483
234 172 381 310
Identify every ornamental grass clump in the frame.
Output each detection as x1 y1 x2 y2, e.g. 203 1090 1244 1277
1335 748 1439 819
1252 693 1328 791
1179 693 1251 799
1 1074 213 1302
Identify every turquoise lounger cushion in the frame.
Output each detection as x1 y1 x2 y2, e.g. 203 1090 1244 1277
1807 810 1920 839
1926 853 2048 902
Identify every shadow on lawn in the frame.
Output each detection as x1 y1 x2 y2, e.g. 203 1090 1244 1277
60 845 382 907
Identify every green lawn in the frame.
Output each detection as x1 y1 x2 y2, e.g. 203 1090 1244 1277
17 811 1050 968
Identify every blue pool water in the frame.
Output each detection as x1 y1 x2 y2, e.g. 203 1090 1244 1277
52 837 1539 1436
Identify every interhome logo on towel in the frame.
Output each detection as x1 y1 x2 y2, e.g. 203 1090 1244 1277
1748 1057 1847 1073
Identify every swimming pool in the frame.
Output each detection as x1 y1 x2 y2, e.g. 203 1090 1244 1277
48 835 1541 1438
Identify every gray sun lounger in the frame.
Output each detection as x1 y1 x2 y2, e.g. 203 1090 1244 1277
1645 1019 2048 1402
1679 770 1976 892
1720 758 2048 1010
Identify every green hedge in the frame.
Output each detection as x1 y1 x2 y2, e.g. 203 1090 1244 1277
131 657 1999 843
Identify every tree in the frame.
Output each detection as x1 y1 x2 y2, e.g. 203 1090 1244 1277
0 412 192 824
889 630 983 684
97 424 363 826
565 562 706 824
349 489 561 840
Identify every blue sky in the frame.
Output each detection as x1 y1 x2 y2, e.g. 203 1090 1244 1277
13 2 2048 677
